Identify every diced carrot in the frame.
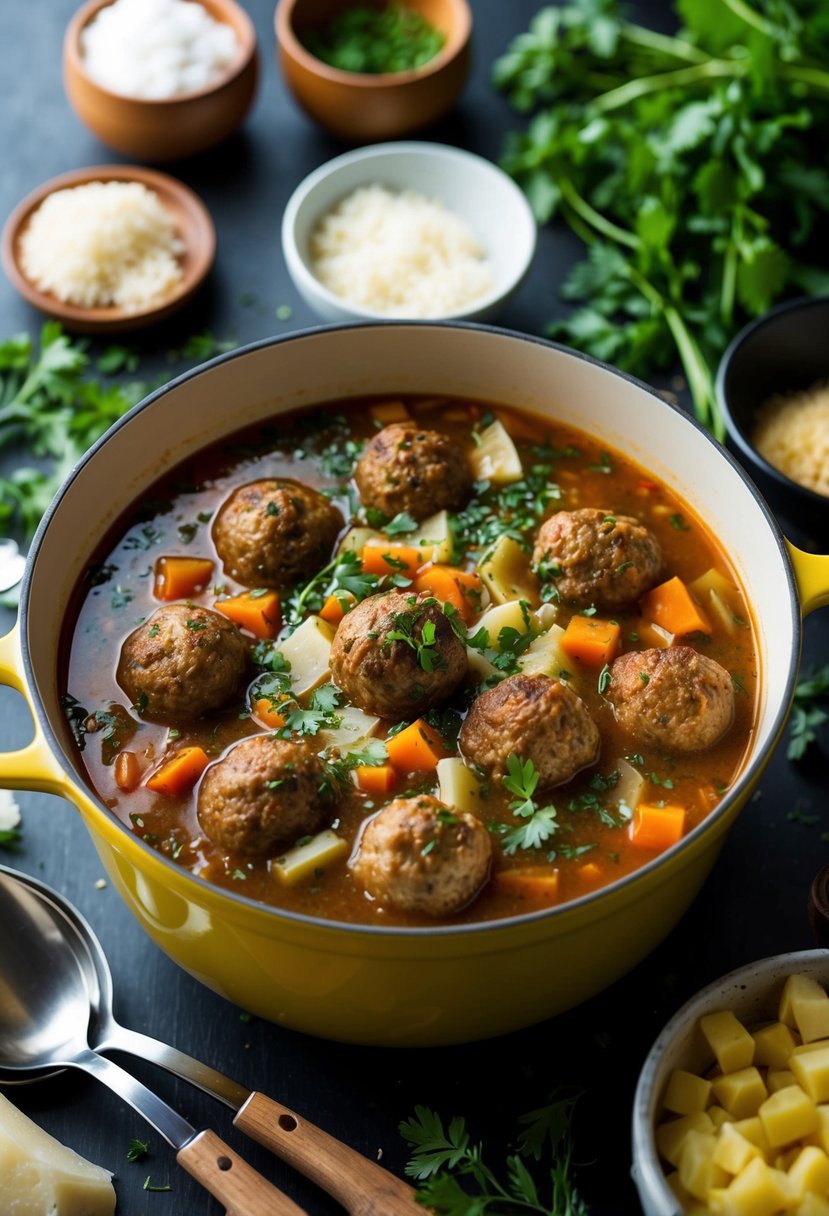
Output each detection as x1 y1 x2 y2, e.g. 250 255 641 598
411 565 483 623
560 615 621 667
215 590 281 639
114 750 141 792
493 868 560 903
370 400 410 424
319 593 353 625
640 576 711 637
251 697 288 729
146 746 210 796
385 720 446 773
630 804 686 852
354 764 397 795
636 478 659 493
361 543 424 579
153 556 214 602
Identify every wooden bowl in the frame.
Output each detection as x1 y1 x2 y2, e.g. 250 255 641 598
275 0 471 141
63 0 259 162
1 165 216 334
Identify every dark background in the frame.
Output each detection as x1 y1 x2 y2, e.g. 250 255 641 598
1 2 827 1213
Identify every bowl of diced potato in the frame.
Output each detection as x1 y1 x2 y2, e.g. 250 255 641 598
633 952 829 1215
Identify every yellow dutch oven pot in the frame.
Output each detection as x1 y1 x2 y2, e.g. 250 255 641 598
1 324 827 1047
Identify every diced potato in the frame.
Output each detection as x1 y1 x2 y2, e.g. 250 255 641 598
614 758 644 817
689 567 742 637
469 420 523 484
664 1069 712 1116
436 758 485 816
788 1145 829 1198
712 1122 761 1174
758 1085 819 1148
795 1193 829 1216
656 1112 715 1167
466 599 531 678
477 536 539 606
780 975 829 1043
791 1046 829 1104
665 1170 693 1205
768 1069 798 1094
532 602 560 630
707 1157 791 1216
804 1105 829 1153
678 1130 730 1201
519 625 567 679
701 1010 756 1074
277 616 335 697
271 830 348 886
754 1022 800 1069
407 510 454 565
370 399 410 424
709 1106 736 1129
711 1068 767 1119
318 705 380 749
792 1041 829 1057
338 526 381 554
732 1117 771 1155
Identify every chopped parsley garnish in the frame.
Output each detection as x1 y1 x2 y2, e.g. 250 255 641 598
788 664 829 761
386 607 445 673
500 754 558 855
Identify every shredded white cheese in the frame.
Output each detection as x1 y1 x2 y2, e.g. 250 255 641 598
308 184 494 318
19 181 185 312
81 0 240 100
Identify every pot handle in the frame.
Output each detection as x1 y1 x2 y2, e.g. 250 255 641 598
0 625 72 795
787 543 829 616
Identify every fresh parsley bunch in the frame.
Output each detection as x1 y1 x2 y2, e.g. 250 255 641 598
494 0 829 438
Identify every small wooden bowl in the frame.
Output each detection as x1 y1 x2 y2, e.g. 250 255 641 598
1 166 216 334
63 0 258 163
275 0 471 141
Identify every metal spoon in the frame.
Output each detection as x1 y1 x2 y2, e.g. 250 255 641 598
0 866 419 1216
0 869 306 1216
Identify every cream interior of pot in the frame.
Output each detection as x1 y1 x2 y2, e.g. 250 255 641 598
23 325 796 789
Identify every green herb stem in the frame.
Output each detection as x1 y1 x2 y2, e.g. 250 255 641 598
619 21 709 65
557 179 640 251
592 59 745 115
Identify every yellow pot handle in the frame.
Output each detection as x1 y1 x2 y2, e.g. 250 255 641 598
0 625 75 796
787 543 829 617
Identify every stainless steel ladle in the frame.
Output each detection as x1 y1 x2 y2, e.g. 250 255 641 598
0 865 418 1216
0 866 305 1216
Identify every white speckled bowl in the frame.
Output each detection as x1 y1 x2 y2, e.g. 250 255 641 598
281 141 537 323
632 950 829 1216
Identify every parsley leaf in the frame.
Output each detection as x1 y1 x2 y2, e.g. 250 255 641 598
788 664 829 761
501 754 559 855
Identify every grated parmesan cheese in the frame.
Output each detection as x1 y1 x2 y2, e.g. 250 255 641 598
308 184 494 318
0 788 21 832
19 181 185 312
81 0 240 100
752 381 829 497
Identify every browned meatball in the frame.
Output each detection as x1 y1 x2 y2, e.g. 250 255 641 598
607 645 734 752
212 479 343 589
197 735 327 856
351 795 491 916
460 673 599 788
354 422 470 521
117 604 247 724
532 508 661 609
330 591 467 719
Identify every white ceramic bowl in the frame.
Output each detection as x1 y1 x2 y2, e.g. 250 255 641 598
281 141 537 323
632 950 829 1215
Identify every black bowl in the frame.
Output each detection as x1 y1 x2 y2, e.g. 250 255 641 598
716 295 829 546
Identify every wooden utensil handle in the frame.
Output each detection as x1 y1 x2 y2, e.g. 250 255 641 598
235 1091 420 1216
177 1128 308 1216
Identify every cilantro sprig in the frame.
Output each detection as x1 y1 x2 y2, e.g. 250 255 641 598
400 1093 587 1216
500 754 559 855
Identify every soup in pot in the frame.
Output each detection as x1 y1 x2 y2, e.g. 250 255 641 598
62 395 759 927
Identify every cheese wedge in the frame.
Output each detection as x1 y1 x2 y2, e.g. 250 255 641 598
0 1092 115 1215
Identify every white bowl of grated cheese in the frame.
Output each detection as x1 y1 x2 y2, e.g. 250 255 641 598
281 142 537 324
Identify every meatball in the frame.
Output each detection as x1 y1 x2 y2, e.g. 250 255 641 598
460 673 599 788
354 422 470 521
212 478 343 589
351 795 491 916
330 591 467 719
532 508 661 609
117 604 247 724
197 735 327 856
607 645 734 752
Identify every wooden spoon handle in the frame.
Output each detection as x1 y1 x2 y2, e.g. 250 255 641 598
235 1091 420 1216
177 1128 308 1216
